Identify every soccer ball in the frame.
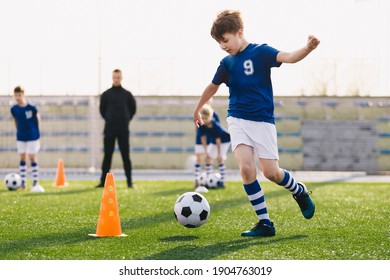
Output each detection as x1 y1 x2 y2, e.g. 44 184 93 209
206 173 221 188
174 192 210 228
4 173 22 191
197 172 208 186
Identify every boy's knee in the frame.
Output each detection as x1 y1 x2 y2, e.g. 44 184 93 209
263 169 281 183
240 163 256 181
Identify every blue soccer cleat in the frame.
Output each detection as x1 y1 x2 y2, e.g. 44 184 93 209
241 221 276 237
293 182 315 219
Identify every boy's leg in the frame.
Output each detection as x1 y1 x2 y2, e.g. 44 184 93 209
205 161 213 175
194 154 202 187
259 159 303 195
29 154 39 186
234 145 275 237
217 163 225 185
194 130 204 186
205 143 215 175
19 154 27 189
217 142 230 187
260 159 315 219
27 141 44 192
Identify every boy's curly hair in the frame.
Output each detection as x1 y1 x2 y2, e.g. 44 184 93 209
210 10 244 41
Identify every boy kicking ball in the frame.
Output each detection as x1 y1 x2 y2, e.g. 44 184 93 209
11 86 44 192
193 10 319 237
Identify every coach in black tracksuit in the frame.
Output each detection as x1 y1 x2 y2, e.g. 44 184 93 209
97 69 137 188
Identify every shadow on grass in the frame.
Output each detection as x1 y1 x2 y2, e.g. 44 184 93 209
143 235 308 260
23 187 97 196
160 236 199 242
0 227 94 259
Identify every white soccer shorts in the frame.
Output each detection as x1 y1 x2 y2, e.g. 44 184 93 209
226 116 279 160
16 140 41 154
194 144 207 155
207 142 231 160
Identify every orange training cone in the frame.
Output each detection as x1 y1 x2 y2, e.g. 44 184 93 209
53 158 68 187
89 173 127 237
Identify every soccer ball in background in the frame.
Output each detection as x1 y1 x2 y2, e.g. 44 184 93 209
4 173 22 191
206 173 221 189
197 172 208 186
174 192 210 228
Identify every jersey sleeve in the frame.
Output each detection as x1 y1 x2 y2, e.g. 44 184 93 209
212 61 229 85
261 44 282 68
10 106 15 118
212 111 220 123
31 104 38 114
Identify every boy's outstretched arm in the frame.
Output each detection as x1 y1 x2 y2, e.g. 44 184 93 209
193 83 220 127
276 35 320 64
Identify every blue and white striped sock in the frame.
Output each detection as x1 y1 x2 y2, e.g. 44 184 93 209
194 163 201 183
206 163 213 175
31 162 39 186
243 180 271 225
19 161 26 187
278 169 303 196
218 164 225 183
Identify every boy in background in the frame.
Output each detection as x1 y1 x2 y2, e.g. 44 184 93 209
193 99 220 187
199 104 230 188
193 10 319 237
11 86 44 192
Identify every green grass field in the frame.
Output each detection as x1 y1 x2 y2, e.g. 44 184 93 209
0 180 389 260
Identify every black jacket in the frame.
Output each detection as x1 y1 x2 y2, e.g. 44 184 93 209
99 85 136 135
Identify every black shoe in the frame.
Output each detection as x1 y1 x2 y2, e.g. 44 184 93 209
95 183 104 188
241 221 276 237
293 182 315 219
216 181 225 189
128 183 136 188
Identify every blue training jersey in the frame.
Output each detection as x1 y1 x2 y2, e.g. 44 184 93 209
199 119 230 144
10 103 40 141
196 111 220 145
212 43 281 124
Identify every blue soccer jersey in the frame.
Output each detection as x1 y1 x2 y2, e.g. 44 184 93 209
195 111 220 145
11 103 40 141
199 119 230 144
212 43 281 124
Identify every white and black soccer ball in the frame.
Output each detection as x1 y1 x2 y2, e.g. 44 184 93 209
206 173 221 189
197 172 208 186
174 192 210 228
4 173 22 191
